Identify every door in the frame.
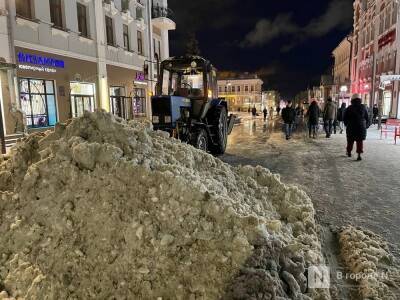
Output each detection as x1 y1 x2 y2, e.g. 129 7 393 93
71 95 94 118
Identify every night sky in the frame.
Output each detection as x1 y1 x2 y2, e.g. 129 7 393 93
168 0 354 99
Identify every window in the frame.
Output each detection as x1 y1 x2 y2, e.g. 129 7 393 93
77 3 89 37
218 86 222 93
50 0 64 29
137 30 143 55
238 86 241 92
19 78 58 128
380 13 384 34
70 82 95 118
232 86 236 92
385 8 391 30
121 0 130 11
245 85 249 92
16 0 33 19
251 85 254 92
224 86 227 92
123 24 130 50
133 88 146 116
105 16 114 46
393 2 398 26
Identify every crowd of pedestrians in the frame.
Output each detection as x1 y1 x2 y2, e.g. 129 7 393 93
277 93 371 161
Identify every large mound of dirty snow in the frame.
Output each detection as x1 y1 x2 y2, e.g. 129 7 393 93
0 111 328 299
339 226 400 300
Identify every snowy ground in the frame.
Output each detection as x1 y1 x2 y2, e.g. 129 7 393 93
222 114 400 256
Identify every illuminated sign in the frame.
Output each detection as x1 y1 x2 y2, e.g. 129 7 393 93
135 72 145 81
18 64 57 73
17 52 65 69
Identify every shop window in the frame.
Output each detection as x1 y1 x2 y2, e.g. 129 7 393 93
137 30 143 55
70 82 95 118
19 78 57 128
16 0 34 19
123 24 130 51
110 87 127 119
133 88 146 116
105 16 115 46
77 3 89 38
50 0 64 29
383 91 391 116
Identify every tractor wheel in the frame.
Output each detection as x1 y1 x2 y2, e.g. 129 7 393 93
209 106 228 155
191 129 208 152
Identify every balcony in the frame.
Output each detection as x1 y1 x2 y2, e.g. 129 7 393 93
151 5 175 30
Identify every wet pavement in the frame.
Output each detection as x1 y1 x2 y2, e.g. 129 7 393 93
221 114 400 255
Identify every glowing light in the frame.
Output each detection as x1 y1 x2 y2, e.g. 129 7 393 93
208 89 212 98
340 85 348 93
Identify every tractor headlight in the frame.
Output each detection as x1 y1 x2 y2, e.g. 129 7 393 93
152 116 159 124
164 116 172 123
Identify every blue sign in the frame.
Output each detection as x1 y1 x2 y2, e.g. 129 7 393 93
17 52 65 69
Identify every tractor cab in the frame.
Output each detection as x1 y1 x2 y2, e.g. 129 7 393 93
152 55 234 155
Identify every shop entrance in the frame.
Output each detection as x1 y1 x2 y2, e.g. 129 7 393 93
71 95 95 118
70 82 96 118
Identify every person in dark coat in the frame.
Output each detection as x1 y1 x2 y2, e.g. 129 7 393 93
306 101 320 138
281 101 296 140
344 94 370 161
337 103 347 134
263 107 268 121
372 104 379 124
323 98 337 138
252 106 257 117
276 106 281 116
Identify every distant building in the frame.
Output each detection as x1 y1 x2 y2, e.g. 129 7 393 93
320 74 334 102
218 73 263 112
332 35 352 106
262 90 280 110
352 0 400 118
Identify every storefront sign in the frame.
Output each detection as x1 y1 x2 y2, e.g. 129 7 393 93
17 52 65 69
135 72 145 81
134 72 147 85
378 29 396 49
18 64 57 73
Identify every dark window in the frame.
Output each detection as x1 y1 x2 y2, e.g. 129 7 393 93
123 24 130 50
16 0 33 19
50 0 64 29
133 88 146 116
137 30 143 55
121 0 130 11
19 78 58 128
77 3 89 37
105 16 114 46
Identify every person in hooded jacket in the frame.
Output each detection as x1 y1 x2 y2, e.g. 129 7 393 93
306 101 320 138
281 101 296 140
337 102 347 134
323 98 337 138
344 94 370 161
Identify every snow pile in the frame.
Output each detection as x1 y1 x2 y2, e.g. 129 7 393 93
0 111 329 299
339 226 400 300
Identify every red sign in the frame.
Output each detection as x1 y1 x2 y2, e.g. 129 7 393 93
378 29 396 49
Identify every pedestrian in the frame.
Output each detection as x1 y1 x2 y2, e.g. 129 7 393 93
306 101 320 138
263 107 268 121
276 106 281 116
337 103 347 134
248 107 251 114
281 101 296 140
344 94 370 161
373 104 379 125
252 106 257 117
270 106 274 119
323 98 337 138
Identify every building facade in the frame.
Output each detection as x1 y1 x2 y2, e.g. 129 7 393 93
218 74 263 112
332 36 352 106
351 0 399 118
0 0 175 151
262 90 280 111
